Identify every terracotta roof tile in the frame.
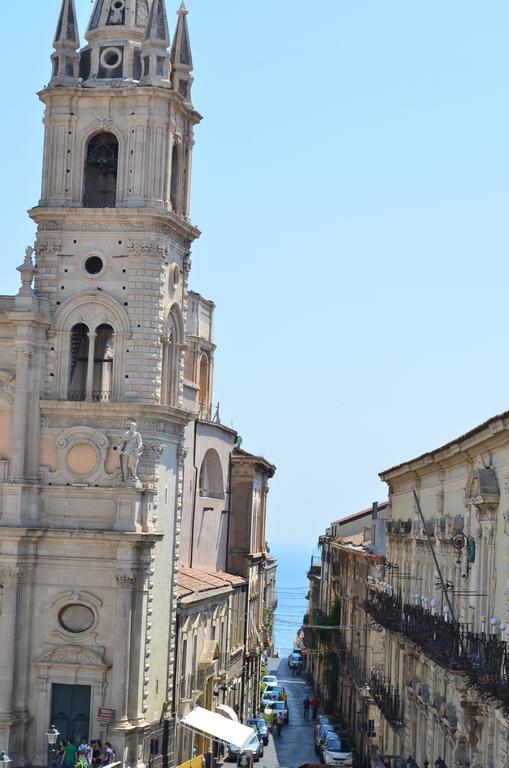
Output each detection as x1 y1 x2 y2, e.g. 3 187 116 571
176 565 246 599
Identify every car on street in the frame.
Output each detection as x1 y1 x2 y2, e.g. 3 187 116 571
263 684 286 699
288 650 304 668
225 730 264 762
264 699 290 724
246 717 269 745
260 689 279 709
261 674 278 687
321 732 353 766
314 715 330 735
315 723 335 754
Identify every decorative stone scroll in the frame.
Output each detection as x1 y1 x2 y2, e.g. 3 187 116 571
42 427 118 485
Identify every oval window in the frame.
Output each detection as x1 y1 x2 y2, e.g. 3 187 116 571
59 604 95 633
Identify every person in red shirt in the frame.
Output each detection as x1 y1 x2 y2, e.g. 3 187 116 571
310 696 320 720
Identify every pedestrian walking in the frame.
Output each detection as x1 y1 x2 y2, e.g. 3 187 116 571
310 695 320 720
303 696 310 720
91 741 102 768
56 741 65 768
276 711 284 736
102 743 116 766
63 740 77 768
237 751 252 768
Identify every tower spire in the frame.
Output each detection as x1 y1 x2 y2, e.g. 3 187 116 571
170 2 194 101
80 0 150 85
50 0 80 86
140 0 172 87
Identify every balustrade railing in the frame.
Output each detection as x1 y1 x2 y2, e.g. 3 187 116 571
364 590 509 705
370 670 404 728
68 390 112 402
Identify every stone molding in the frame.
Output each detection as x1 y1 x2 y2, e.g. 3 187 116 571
36 645 110 671
41 426 117 485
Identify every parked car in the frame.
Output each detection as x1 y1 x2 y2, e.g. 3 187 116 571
288 650 304 668
260 690 279 708
313 715 330 736
264 699 290 725
321 732 353 766
226 730 264 763
261 674 278 686
315 723 335 754
246 717 269 746
264 684 286 699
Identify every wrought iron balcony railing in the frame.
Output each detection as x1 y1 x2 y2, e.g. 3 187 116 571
370 670 404 728
364 590 509 706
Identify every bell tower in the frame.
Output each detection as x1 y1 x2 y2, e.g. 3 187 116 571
0 1 201 766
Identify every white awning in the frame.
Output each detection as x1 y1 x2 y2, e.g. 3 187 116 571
216 704 238 722
180 707 255 749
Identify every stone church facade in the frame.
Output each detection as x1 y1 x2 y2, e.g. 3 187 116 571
0 1 202 766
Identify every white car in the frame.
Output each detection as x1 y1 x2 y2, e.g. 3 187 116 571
261 674 278 686
260 690 279 709
321 733 353 766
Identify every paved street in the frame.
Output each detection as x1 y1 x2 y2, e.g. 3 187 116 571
258 658 318 768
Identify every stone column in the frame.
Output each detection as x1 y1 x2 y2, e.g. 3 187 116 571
10 344 32 481
114 572 135 723
0 567 19 717
85 332 97 402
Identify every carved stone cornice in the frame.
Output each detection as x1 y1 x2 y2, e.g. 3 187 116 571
29 206 201 243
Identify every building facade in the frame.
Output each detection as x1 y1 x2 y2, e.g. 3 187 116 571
0 2 242 767
309 413 509 768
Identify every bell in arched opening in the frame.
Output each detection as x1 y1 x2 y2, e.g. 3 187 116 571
83 132 119 208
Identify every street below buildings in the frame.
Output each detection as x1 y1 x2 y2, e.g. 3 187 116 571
257 658 318 768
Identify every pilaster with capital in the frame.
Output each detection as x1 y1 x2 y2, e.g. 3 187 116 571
10 344 33 481
0 568 20 718
165 442 187 707
113 571 136 723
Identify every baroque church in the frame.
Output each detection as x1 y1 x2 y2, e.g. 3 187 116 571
0 0 205 765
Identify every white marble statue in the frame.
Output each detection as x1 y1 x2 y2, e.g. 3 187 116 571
119 421 143 481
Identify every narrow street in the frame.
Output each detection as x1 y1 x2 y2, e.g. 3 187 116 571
259 658 318 768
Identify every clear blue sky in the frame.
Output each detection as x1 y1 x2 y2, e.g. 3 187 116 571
2 1 509 546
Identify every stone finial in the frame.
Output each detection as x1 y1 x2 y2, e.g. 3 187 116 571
17 247 36 297
140 0 172 87
50 0 80 86
170 1 194 100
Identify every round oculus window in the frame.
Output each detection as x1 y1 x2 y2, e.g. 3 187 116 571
169 263 180 291
84 255 104 275
101 48 122 69
59 604 95 634
112 0 125 9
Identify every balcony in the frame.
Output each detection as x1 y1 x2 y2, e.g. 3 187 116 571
364 590 509 706
370 670 404 728
385 520 412 536
68 390 112 402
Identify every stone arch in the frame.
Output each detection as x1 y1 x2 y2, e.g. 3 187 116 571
54 291 130 400
161 304 184 406
199 449 224 500
83 132 119 207
76 121 128 206
54 290 131 335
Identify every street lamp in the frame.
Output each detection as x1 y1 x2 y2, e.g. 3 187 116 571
45 726 60 768
0 752 12 768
